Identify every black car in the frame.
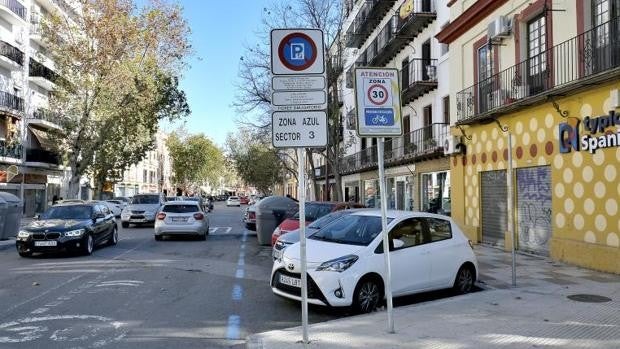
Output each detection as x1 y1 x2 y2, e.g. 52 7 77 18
16 203 118 257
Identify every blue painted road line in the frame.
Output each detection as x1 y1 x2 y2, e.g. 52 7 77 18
226 314 241 340
235 268 244 278
232 285 243 301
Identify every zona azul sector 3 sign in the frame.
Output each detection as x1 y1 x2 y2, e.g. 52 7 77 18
559 111 620 154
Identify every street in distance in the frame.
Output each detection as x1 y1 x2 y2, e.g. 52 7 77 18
272 111 327 148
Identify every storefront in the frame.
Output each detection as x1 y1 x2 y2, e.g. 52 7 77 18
451 83 620 273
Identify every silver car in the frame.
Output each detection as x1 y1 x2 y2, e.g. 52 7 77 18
154 201 210 241
121 194 164 227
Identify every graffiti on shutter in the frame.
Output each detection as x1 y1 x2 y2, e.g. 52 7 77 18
516 166 552 255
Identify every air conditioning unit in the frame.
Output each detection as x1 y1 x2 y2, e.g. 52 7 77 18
488 16 512 41
444 136 463 156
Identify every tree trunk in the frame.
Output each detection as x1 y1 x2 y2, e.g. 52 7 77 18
306 149 319 201
67 158 81 199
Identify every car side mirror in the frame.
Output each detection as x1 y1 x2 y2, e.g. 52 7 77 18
393 239 405 249
34 214 40 220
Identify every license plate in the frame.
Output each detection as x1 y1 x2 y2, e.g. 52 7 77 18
171 217 187 222
35 241 57 247
272 249 282 260
130 219 146 222
279 274 301 288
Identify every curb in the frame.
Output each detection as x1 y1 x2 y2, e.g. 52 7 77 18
0 239 15 251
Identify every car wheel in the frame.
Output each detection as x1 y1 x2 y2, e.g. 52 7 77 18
352 278 382 314
206 226 210 236
453 265 475 294
122 222 129 228
154 235 162 241
18 251 32 258
83 234 94 256
107 227 118 246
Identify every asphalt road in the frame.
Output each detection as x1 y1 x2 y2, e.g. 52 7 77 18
0 202 341 349
0 202 480 348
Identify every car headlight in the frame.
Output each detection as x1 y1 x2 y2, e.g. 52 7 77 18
17 230 31 238
65 229 85 237
273 227 281 236
316 255 359 272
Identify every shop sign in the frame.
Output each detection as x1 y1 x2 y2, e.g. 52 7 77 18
559 111 620 154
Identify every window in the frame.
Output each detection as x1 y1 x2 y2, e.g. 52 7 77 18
477 44 493 82
442 96 450 124
162 204 200 213
427 218 452 242
143 170 147 183
309 214 388 246
527 15 547 75
389 218 430 250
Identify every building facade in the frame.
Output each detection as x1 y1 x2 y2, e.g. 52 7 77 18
113 131 173 198
316 0 452 214
438 0 619 273
0 0 78 216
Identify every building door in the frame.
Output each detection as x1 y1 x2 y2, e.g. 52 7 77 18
480 170 507 246
591 0 620 72
396 180 405 210
527 14 548 95
516 166 552 255
403 115 412 154
477 44 494 113
421 0 432 12
423 105 433 148
401 58 409 90
421 40 432 81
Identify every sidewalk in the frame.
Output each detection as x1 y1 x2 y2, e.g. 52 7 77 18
0 217 33 251
248 246 620 349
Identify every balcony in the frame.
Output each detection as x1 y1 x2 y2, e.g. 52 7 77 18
345 51 367 88
401 58 438 104
345 0 396 49
0 40 23 70
0 90 24 114
0 0 26 24
366 1 437 67
28 108 63 129
29 59 58 90
25 148 61 166
0 139 22 160
339 123 448 175
457 16 620 124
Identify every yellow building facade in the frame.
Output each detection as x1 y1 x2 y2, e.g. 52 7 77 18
439 0 620 273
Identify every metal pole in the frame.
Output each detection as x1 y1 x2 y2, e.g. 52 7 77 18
507 132 516 287
297 148 309 343
377 138 394 333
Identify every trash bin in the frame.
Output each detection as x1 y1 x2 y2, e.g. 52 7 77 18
255 196 298 245
0 192 23 239
0 196 7 240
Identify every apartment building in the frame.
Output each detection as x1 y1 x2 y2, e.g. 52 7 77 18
315 0 452 214
438 0 619 273
113 131 174 198
0 0 77 216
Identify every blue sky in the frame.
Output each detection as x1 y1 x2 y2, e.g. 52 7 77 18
165 0 271 146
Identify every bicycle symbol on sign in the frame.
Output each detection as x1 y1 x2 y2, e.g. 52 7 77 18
372 115 388 125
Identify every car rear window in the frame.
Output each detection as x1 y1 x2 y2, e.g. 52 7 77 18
162 204 200 213
294 203 334 221
132 195 160 204
229 196 239 200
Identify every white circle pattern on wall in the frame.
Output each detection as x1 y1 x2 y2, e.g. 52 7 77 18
564 198 575 214
594 181 606 198
605 199 617 216
604 164 617 182
555 213 566 228
537 129 546 143
515 121 523 135
574 182 584 198
545 113 554 128
573 214 585 230
584 231 597 244
553 154 563 169
555 183 565 198
572 152 583 168
529 118 538 132
584 198 595 215
580 103 592 117
595 215 607 232
522 132 531 146
607 233 619 248
582 166 594 183
563 168 574 183
593 151 605 166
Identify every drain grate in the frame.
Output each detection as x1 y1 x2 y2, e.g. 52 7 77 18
567 294 612 303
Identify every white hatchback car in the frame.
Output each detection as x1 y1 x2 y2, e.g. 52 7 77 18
154 201 210 241
226 196 241 207
271 210 478 313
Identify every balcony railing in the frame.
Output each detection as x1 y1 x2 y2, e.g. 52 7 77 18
366 1 436 67
338 123 448 175
0 0 26 21
402 58 438 104
0 139 22 159
457 16 620 122
0 90 24 113
29 59 59 83
0 40 23 66
345 0 396 49
31 108 63 125
26 148 61 165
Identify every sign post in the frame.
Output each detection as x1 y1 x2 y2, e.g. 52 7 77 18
354 68 402 333
271 28 326 344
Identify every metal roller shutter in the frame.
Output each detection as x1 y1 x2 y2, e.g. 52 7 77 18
516 166 552 255
480 170 507 246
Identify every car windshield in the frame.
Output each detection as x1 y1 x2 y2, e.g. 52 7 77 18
113 197 128 202
162 204 200 213
307 210 350 229
42 205 93 220
229 197 239 200
106 200 121 204
309 214 391 246
131 195 159 204
293 203 334 221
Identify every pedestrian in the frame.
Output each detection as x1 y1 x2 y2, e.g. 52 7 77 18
52 195 59 205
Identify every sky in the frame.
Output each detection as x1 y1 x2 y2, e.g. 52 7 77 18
164 0 271 147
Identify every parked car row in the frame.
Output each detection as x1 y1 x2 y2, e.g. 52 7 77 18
270 209 478 314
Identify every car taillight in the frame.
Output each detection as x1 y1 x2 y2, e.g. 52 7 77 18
249 212 256 219
157 213 166 220
194 213 204 220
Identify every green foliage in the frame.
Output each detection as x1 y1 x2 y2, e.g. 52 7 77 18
167 133 225 190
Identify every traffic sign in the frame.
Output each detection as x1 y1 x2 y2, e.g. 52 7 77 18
272 76 325 91
272 90 327 108
354 68 402 136
271 29 325 75
271 111 327 148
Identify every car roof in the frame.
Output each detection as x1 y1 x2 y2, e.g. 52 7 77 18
54 202 94 207
349 210 453 221
163 200 201 205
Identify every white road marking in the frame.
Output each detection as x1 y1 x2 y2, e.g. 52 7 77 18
224 227 232 234
29 308 48 315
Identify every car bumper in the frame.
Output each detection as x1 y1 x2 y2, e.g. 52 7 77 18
154 223 205 235
16 236 87 254
121 216 156 224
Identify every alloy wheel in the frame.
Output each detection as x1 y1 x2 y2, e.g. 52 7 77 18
456 267 473 293
86 235 94 254
358 281 380 313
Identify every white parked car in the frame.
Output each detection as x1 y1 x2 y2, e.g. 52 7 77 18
154 201 210 241
271 211 478 313
226 196 241 207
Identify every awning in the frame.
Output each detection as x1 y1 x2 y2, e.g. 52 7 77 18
29 126 56 151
